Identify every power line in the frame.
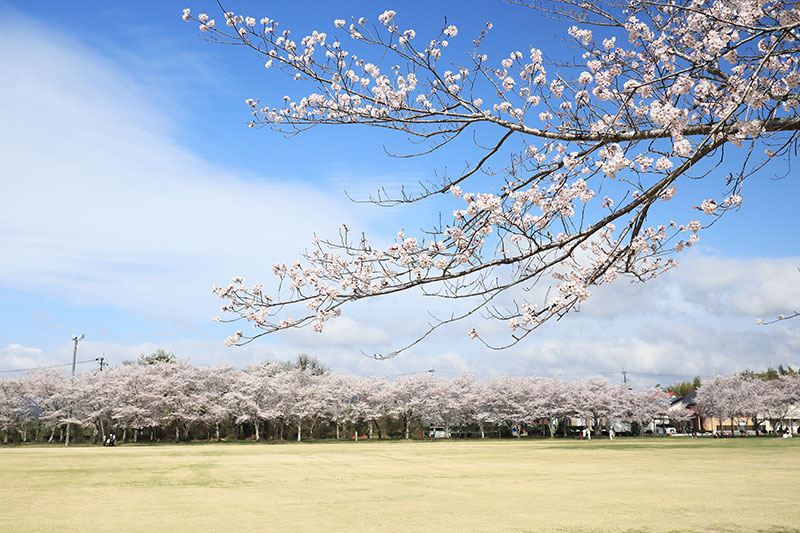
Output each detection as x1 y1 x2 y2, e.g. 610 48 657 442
597 370 704 379
0 359 98 374
381 369 436 379
624 370 705 379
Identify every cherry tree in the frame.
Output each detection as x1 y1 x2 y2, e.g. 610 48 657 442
319 373 357 440
302 372 336 439
183 1 800 356
272 366 322 441
111 364 161 442
537 377 578 437
146 361 204 442
0 377 29 444
196 366 237 441
737 375 771 434
574 376 627 437
225 366 268 441
485 376 529 437
22 369 70 443
445 374 486 436
628 386 670 436
242 361 287 440
390 372 438 439
762 374 800 431
348 375 392 439
467 378 495 439
427 374 479 437
696 374 746 435
75 369 116 444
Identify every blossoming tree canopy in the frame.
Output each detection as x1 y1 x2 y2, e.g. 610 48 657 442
183 1 800 356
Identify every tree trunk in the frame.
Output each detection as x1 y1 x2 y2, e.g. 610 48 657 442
336 423 340 440
48 426 56 443
175 424 180 443
310 415 321 440
215 422 221 442
99 417 106 444
254 420 260 441
368 420 373 440
479 421 485 439
297 420 302 442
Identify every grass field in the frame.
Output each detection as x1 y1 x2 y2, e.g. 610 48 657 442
1 438 799 532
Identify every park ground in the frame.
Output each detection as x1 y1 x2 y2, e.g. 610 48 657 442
1 438 799 532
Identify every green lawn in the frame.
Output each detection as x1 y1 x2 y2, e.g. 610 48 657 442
1 438 798 532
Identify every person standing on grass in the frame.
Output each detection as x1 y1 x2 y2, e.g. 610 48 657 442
609 428 615 440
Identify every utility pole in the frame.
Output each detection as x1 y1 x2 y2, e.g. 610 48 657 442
622 370 628 386
65 334 84 447
96 354 107 444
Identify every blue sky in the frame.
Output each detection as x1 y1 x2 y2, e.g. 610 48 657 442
1 0 798 387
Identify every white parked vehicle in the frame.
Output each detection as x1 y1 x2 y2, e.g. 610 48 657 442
428 427 450 439
649 425 677 435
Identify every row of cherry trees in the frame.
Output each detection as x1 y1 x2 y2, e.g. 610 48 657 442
696 374 800 435
0 362 661 444
1 362 798 444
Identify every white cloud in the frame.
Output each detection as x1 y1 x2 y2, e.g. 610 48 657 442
677 254 800 316
579 252 800 322
0 344 47 372
0 19 358 324
286 316 391 347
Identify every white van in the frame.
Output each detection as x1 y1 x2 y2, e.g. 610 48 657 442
428 427 450 438
648 425 677 435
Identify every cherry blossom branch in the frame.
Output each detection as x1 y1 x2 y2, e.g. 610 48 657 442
183 0 800 355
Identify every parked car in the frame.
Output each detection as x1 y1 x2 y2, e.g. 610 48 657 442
647 425 677 435
428 427 450 439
